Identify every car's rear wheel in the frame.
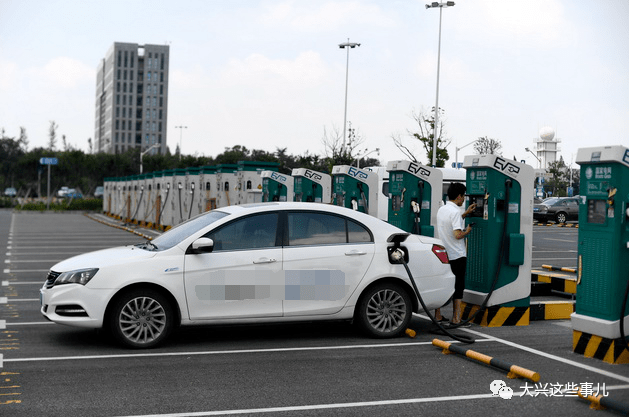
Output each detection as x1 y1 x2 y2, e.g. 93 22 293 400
108 289 174 348
555 212 567 224
356 282 413 338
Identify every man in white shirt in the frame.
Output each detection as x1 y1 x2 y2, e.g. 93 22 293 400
435 182 476 327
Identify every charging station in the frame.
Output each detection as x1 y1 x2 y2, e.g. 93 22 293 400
331 165 379 217
198 166 217 213
238 161 279 204
261 170 294 202
291 168 331 203
462 155 534 326
386 160 443 237
216 164 238 208
571 145 629 363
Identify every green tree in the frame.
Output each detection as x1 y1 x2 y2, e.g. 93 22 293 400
48 121 58 151
392 108 450 167
546 157 569 196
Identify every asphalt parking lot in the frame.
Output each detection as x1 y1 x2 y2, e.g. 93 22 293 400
1 210 628 416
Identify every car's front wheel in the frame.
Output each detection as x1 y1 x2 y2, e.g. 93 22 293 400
108 289 174 348
555 212 567 224
356 282 413 338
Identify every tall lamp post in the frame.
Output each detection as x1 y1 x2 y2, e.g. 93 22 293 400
426 1 455 167
175 125 187 160
140 143 160 174
339 39 361 154
355 148 380 168
525 147 541 169
455 139 476 169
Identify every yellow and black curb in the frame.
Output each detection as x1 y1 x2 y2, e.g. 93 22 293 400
530 300 574 321
84 213 155 241
578 389 629 413
531 270 577 295
542 264 577 274
573 330 629 364
432 339 540 382
534 222 579 228
461 302 529 326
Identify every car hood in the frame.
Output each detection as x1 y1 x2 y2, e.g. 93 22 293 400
50 245 157 272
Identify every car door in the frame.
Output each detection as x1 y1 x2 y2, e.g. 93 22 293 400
566 199 579 220
184 212 283 320
282 211 375 316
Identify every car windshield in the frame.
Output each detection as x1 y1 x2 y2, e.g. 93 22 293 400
145 210 229 251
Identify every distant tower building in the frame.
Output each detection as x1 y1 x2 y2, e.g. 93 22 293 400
94 42 169 154
532 126 561 169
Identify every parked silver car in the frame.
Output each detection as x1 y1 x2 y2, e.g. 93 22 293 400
533 197 580 224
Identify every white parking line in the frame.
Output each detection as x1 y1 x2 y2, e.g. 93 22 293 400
462 327 629 384
113 393 498 417
2 339 493 363
5 259 64 263
3 269 49 273
112 386 629 417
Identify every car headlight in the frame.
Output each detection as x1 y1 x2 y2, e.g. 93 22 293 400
54 268 99 286
541 206 548 212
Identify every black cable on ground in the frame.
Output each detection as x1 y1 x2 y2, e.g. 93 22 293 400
392 248 475 344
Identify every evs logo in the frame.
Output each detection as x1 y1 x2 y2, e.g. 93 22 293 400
493 157 521 175
304 170 322 181
347 166 369 180
407 162 431 178
271 172 287 182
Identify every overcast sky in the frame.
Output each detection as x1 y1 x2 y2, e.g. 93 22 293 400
1 0 627 169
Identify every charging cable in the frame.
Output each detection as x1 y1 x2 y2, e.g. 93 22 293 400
390 248 475 344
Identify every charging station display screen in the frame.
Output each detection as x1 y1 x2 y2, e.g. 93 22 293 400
587 199 606 224
468 196 485 217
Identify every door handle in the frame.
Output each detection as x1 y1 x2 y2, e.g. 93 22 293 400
345 250 367 256
253 257 276 264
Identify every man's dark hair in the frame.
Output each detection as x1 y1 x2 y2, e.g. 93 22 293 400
447 182 467 201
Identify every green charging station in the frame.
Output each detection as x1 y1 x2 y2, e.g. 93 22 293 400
386 160 442 237
331 165 379 216
261 170 294 202
571 145 629 345
291 168 331 203
463 155 534 318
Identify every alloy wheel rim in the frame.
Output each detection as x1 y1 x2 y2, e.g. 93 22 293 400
366 289 407 332
119 297 167 344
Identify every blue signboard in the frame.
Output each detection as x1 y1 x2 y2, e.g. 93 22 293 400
40 157 58 165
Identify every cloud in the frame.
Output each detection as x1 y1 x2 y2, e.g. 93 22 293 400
220 51 328 85
34 57 95 89
451 0 577 49
260 0 396 31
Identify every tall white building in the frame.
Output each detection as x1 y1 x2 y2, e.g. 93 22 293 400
95 42 169 154
532 126 561 169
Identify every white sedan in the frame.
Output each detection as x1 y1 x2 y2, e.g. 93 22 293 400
41 202 455 348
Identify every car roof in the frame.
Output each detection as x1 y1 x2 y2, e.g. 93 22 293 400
216 202 398 230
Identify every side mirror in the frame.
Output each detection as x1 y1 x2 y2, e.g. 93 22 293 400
189 237 214 254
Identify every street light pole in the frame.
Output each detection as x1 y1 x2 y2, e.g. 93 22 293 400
525 147 541 169
175 125 187 160
455 139 476 169
339 39 361 154
355 148 380 168
426 1 455 167
140 143 160 174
